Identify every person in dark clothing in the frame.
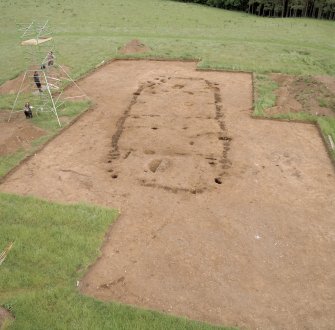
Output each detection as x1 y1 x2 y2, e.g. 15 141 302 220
24 102 33 118
33 71 42 92
47 51 55 66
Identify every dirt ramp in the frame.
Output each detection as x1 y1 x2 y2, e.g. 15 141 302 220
0 73 26 95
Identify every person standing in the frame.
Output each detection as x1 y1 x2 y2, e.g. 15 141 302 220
23 102 33 118
33 71 42 92
47 51 55 66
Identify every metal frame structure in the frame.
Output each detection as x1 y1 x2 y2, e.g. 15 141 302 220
8 21 87 127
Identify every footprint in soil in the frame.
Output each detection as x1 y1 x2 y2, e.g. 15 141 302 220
149 159 162 173
147 158 171 173
144 149 155 155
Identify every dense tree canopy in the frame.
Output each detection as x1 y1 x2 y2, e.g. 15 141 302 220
174 0 335 19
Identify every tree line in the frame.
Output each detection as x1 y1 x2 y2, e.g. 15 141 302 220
173 0 335 19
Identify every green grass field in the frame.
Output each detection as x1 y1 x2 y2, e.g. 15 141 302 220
0 1 334 329
0 0 334 84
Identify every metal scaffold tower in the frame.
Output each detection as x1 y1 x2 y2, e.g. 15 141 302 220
8 20 87 126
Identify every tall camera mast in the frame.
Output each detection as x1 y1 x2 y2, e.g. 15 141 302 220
9 21 86 127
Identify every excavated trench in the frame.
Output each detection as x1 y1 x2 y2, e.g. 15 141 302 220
1 61 334 330
107 76 232 193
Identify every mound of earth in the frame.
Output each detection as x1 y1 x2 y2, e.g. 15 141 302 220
0 73 26 95
0 307 13 328
118 39 150 55
266 74 335 117
0 111 46 156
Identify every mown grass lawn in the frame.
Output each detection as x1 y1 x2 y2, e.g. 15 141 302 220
0 193 231 330
0 0 334 85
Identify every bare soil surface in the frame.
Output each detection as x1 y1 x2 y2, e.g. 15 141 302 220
0 111 45 156
316 75 335 93
0 307 13 328
267 74 335 117
1 61 335 330
0 74 23 94
118 39 151 55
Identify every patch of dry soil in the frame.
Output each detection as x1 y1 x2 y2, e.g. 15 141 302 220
267 74 335 117
118 39 151 55
0 111 45 156
0 307 13 328
1 61 335 330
